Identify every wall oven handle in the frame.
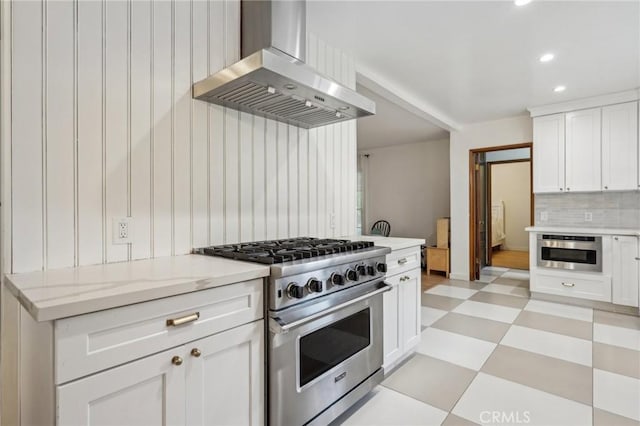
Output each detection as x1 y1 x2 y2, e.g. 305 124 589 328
269 284 392 334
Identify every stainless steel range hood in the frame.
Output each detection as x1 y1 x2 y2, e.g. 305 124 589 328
192 0 375 129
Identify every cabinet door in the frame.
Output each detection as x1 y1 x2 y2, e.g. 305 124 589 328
611 236 639 307
533 113 565 193
602 102 638 191
58 347 186 425
382 275 402 370
400 268 421 352
565 108 602 192
186 321 264 426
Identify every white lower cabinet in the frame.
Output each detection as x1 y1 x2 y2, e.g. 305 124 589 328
58 346 187 425
58 321 263 426
611 236 640 307
382 246 421 372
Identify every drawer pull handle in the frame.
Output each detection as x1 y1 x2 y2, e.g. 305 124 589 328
561 282 575 287
635 257 640 261
191 348 202 358
398 258 408 265
171 356 183 366
166 312 200 327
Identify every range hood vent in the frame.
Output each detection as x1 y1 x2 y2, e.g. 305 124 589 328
192 0 375 129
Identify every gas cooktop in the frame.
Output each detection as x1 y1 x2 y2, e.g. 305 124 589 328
194 237 375 264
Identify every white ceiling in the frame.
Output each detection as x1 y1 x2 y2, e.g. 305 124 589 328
308 0 640 124
356 84 449 149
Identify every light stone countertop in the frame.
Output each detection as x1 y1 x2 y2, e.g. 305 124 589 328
4 254 270 322
525 226 640 237
341 235 426 251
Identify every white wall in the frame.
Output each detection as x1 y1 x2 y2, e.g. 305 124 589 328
490 161 530 251
361 138 450 242
2 0 357 274
449 115 533 280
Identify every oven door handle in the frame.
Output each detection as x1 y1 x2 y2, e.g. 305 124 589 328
269 284 392 334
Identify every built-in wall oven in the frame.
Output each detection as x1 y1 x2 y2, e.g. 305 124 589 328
537 234 602 272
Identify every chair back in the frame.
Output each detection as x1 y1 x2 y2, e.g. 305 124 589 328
370 220 391 237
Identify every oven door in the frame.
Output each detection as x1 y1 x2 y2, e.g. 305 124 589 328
268 279 389 426
537 237 602 272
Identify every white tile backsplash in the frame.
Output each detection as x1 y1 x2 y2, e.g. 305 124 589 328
535 192 640 229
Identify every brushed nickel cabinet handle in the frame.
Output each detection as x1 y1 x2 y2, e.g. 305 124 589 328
403 275 411 281
560 188 563 191
191 348 202 358
561 282 575 287
635 257 640 261
166 312 200 327
614 237 619 241
398 258 408 265
171 356 183 366
604 186 608 190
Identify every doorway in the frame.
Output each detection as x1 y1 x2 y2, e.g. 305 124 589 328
469 143 533 280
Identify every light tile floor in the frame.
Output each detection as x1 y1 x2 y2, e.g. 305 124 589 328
334 269 640 426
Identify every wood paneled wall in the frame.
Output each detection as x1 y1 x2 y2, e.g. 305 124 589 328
6 0 357 274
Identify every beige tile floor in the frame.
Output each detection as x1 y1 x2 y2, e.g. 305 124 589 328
334 268 640 426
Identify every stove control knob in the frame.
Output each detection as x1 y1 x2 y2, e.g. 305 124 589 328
356 264 367 276
330 273 345 286
307 278 323 293
286 283 305 299
376 262 388 273
366 265 376 276
346 268 360 282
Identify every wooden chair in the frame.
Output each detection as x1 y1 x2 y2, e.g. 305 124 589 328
370 220 391 237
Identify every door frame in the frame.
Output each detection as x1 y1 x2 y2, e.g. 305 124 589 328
468 142 533 280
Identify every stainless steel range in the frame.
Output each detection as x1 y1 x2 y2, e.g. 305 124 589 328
196 237 391 425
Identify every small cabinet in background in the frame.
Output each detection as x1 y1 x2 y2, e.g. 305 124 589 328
602 102 639 191
565 108 602 193
611 235 639 307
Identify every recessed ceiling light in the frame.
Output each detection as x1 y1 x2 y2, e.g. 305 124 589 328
554 85 566 93
539 53 554 63
514 0 532 6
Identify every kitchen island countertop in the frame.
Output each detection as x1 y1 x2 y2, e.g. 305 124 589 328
4 254 270 322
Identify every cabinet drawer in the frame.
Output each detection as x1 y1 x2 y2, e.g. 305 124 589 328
55 279 263 384
386 247 421 277
531 272 611 302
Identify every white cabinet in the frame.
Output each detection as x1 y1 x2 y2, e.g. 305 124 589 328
59 321 264 426
533 100 640 194
58 346 186 425
602 102 639 191
382 246 421 372
186 321 264 426
3 278 265 426
565 108 602 192
611 236 639 307
533 113 565 193
400 268 421 351
382 277 402 368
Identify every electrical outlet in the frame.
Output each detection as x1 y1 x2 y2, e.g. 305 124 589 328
540 211 548 222
584 212 593 222
112 217 133 244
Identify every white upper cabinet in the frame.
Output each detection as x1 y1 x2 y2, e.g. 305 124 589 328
602 102 639 191
533 113 565 193
565 108 602 192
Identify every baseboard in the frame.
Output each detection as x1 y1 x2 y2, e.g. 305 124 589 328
449 272 468 281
